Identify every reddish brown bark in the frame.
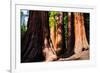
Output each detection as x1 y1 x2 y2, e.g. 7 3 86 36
74 13 89 55
59 12 89 60
50 12 63 53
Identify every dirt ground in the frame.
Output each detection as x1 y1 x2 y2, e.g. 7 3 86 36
58 50 90 61
79 50 89 60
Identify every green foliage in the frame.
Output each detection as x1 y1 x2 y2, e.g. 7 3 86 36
49 12 68 40
49 11 59 17
21 24 27 33
49 11 59 28
63 16 68 25
49 16 55 28
63 16 68 41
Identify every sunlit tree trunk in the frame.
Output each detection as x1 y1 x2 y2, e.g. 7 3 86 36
50 17 55 51
74 12 83 56
50 12 63 53
74 13 89 55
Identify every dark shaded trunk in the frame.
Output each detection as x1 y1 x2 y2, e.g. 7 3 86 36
55 12 63 56
66 12 75 56
83 13 90 44
58 12 67 56
21 11 49 62
60 12 75 58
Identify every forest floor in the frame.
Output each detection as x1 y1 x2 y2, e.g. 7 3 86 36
79 50 89 60
58 50 89 61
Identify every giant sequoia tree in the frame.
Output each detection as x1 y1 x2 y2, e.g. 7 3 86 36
21 10 89 62
73 13 89 58
21 11 50 62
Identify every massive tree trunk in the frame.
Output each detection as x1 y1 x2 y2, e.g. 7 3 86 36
21 11 57 62
21 11 44 62
74 13 89 55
